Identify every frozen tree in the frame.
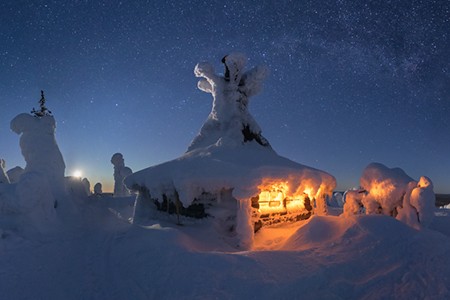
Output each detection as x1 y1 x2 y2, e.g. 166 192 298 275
189 53 270 151
343 163 436 230
111 153 133 197
409 176 435 228
342 188 367 216
360 163 414 216
82 178 91 196
93 182 103 195
0 159 10 184
10 107 66 198
396 181 421 229
31 90 52 117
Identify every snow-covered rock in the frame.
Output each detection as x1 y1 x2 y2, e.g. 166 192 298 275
125 53 336 248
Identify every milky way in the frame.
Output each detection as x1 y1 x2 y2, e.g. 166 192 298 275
1 1 449 192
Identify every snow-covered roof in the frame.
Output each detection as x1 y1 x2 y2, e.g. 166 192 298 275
125 141 336 207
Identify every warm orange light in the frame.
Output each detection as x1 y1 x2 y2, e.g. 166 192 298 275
256 179 310 215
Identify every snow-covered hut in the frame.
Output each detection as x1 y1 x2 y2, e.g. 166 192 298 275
125 53 336 237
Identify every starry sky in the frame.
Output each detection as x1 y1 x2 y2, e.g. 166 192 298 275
1 1 449 193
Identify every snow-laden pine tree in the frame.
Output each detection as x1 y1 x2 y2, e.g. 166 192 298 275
31 90 52 117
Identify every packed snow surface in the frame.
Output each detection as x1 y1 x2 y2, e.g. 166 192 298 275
1 195 450 299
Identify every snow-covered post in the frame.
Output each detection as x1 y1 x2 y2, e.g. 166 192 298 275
0 159 10 184
111 153 133 197
189 53 270 151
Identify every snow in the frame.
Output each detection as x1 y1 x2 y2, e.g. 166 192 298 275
111 153 133 197
6 166 24 183
1 60 448 299
343 163 436 229
360 162 414 216
10 113 66 198
1 194 450 299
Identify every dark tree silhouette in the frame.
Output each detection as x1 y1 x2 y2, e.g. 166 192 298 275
31 90 52 117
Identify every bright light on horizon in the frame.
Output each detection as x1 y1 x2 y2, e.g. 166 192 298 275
73 170 83 178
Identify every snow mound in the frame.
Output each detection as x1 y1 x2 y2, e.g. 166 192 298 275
283 215 415 251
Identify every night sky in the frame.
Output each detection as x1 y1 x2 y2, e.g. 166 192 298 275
1 1 449 193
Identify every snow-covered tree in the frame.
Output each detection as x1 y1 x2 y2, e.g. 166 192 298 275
344 163 436 229
111 153 132 197
189 53 270 151
82 178 91 196
31 90 52 117
93 182 103 195
10 110 66 198
409 176 435 227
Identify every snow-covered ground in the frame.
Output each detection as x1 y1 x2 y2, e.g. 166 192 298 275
1 194 450 299
2 57 449 299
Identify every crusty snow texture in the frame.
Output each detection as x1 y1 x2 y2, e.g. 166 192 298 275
343 163 435 229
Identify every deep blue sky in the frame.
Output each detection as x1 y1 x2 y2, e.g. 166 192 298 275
1 1 449 193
